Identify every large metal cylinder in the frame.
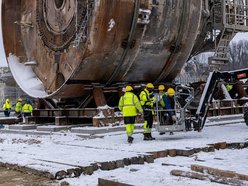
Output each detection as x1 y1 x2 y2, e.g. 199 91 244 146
2 0 208 98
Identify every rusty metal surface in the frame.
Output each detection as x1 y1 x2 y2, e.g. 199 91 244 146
2 0 210 98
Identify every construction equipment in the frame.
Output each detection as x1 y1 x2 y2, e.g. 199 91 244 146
2 0 248 128
155 85 194 133
155 68 248 133
197 68 248 129
208 0 248 65
4 0 248 100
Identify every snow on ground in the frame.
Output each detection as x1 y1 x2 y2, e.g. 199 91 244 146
70 149 248 186
0 121 247 185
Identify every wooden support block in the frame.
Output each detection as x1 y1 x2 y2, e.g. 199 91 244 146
99 162 111 170
93 87 107 106
201 146 215 152
123 158 131 166
171 169 244 185
109 161 117 170
176 149 194 157
149 152 159 159
82 165 95 175
90 163 99 171
55 116 67 125
144 155 154 163
55 170 67 180
0 117 21 124
213 142 227 150
67 168 80 178
130 156 144 164
242 142 248 148
227 142 243 149
92 115 122 127
98 178 133 186
191 164 248 181
193 148 202 153
115 160 125 168
168 149 177 157
152 150 168 159
171 169 206 180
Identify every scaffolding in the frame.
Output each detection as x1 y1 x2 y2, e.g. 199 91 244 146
209 0 248 65
0 67 28 108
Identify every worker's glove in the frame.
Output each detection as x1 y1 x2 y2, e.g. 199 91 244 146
172 115 177 122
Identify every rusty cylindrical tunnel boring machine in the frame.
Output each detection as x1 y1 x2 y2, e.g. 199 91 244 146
3 0 248 111
1 0 211 101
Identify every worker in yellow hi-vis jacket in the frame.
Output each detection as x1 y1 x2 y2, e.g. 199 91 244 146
119 85 143 144
139 83 156 140
22 99 33 117
2 98 11 117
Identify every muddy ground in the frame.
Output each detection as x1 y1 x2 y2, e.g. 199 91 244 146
0 167 57 186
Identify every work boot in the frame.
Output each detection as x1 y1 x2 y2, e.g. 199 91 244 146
143 133 150 141
128 136 134 143
148 133 155 140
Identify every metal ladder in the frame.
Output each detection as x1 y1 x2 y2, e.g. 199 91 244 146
73 0 94 48
209 28 237 65
209 0 248 66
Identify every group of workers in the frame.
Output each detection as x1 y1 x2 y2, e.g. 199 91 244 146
2 98 33 118
118 83 176 144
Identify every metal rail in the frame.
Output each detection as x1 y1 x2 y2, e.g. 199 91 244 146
73 0 95 48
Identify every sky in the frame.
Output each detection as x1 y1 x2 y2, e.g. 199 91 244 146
0 118 247 185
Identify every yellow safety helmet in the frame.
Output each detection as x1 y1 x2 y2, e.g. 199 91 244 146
18 98 22 102
158 85 165 91
146 83 154 89
125 85 133 92
167 88 175 96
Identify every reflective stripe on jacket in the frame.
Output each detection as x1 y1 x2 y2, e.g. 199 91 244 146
22 104 33 113
158 92 166 108
139 88 156 107
118 92 142 117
